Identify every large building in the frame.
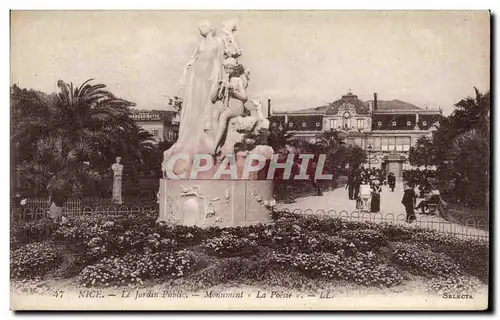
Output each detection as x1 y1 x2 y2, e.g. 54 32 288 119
130 109 179 143
269 92 442 177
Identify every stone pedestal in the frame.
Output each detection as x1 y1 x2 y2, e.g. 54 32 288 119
158 179 274 228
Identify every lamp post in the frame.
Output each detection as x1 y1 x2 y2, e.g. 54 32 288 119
367 144 373 169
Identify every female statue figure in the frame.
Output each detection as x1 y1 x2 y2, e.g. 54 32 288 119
163 20 224 175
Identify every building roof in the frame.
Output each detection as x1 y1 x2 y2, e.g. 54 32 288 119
369 99 422 112
273 93 441 116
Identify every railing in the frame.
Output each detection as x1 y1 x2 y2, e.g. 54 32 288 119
281 208 489 240
11 203 158 222
11 203 488 241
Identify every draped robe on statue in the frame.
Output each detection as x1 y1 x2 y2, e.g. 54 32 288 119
163 37 223 176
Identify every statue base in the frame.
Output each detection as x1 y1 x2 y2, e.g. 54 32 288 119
158 179 274 228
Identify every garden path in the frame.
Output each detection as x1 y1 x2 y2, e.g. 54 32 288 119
277 180 489 240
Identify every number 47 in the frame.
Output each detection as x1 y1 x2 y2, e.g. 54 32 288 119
53 291 64 298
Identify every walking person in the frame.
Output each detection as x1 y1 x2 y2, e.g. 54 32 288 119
347 169 355 200
353 170 361 199
388 172 396 192
370 180 382 213
402 183 417 223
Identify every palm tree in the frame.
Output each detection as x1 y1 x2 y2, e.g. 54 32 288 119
11 79 153 197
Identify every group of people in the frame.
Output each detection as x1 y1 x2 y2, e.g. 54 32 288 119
346 167 394 213
402 169 436 196
401 179 448 223
346 166 447 223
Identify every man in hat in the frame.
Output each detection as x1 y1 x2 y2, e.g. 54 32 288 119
401 183 417 223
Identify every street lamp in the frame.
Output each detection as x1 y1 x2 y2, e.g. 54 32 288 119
367 144 373 169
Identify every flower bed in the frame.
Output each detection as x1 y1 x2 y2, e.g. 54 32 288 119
10 210 489 292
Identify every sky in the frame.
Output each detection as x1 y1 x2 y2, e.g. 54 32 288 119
10 10 490 115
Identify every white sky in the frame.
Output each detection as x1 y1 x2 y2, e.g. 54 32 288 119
10 10 490 115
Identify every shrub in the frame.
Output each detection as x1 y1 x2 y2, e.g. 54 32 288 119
79 250 200 287
270 251 403 287
201 233 259 257
411 230 489 282
378 223 415 241
11 219 55 249
340 229 388 252
392 242 461 277
154 224 207 248
186 255 274 290
11 242 63 279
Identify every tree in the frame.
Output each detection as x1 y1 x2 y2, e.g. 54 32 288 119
267 123 295 153
11 79 155 197
343 145 367 170
431 88 490 208
409 136 436 167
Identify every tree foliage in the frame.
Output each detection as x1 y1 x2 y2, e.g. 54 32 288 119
431 88 490 208
11 80 155 197
409 136 436 167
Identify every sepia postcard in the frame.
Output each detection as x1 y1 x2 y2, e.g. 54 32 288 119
9 10 490 311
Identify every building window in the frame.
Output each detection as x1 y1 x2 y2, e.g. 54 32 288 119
407 121 412 127
152 129 158 137
388 137 396 150
366 138 374 149
377 121 382 127
374 137 381 150
357 119 364 129
289 122 294 128
381 137 388 151
392 121 397 127
330 119 338 129
396 137 405 151
403 137 411 151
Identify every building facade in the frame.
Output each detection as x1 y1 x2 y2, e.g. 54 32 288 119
130 110 179 143
270 92 442 177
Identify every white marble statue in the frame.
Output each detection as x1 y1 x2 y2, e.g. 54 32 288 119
111 156 123 204
163 20 225 176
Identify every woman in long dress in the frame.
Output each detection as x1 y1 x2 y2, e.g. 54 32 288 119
163 21 224 176
370 180 381 213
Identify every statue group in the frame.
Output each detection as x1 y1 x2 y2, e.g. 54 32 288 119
162 19 272 178
158 19 274 227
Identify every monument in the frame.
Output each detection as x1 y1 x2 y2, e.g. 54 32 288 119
158 20 274 227
111 156 123 204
